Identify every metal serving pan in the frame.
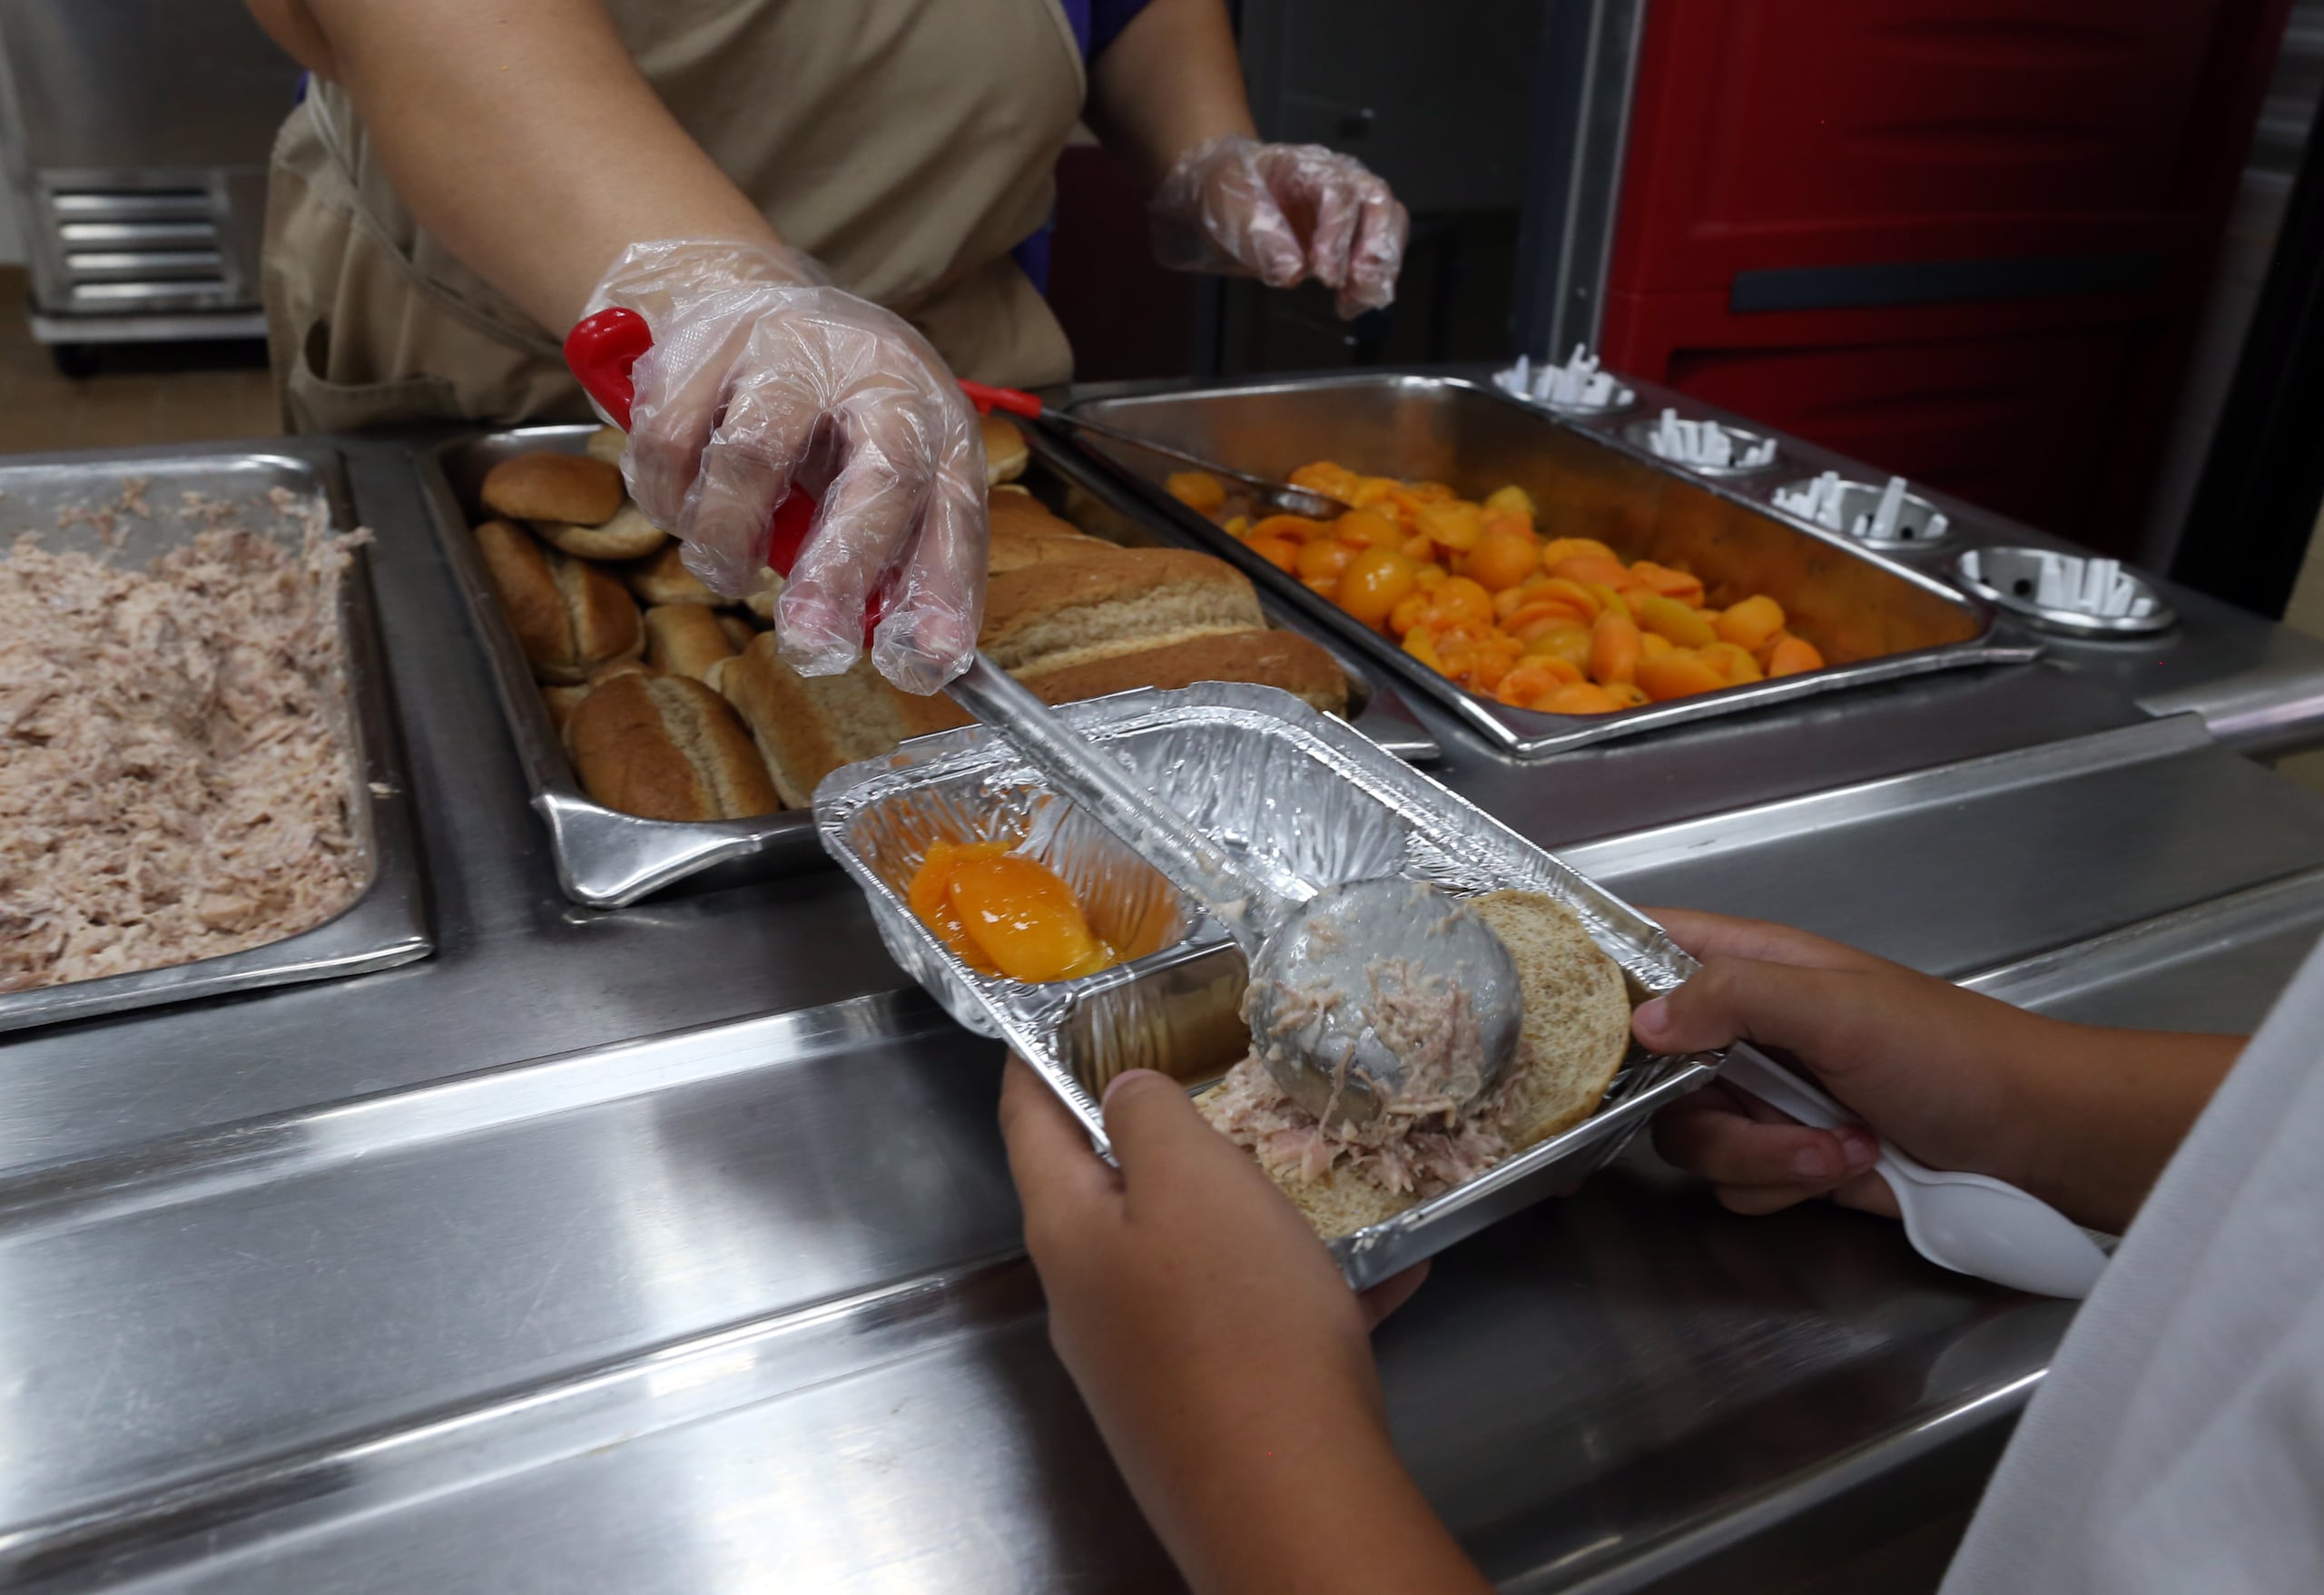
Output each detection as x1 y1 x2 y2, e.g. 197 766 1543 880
816 682 1718 1290
1063 374 2039 757
0 449 430 1034
422 425 1434 908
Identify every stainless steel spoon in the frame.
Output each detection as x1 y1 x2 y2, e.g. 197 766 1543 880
943 658 1521 1127
958 381 1353 520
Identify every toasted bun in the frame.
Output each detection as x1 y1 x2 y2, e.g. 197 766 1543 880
1226 889 1634 1241
475 518 641 684
989 494 1106 573
564 672 781 821
481 452 625 527
645 603 737 682
1465 891 1633 1148
586 427 627 465
533 502 665 560
1015 629 1348 714
982 415 1029 486
618 540 719 606
717 634 968 807
981 546 1263 672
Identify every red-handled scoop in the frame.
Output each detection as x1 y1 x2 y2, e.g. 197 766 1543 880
565 307 821 583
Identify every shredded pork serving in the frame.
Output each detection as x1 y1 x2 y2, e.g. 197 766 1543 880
0 496 369 993
1199 1049 1520 1198
1218 945 1519 1197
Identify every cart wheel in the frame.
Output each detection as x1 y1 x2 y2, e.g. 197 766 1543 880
48 343 98 379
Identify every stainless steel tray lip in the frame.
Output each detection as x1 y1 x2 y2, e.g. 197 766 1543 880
1952 546 2177 641
814 681 1720 1290
419 426 826 910
0 448 433 1036
1059 373 2040 761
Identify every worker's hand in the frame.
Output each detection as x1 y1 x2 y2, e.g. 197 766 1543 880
588 240 986 694
1638 911 2058 1220
1150 134 1409 319
1000 1058 1442 1587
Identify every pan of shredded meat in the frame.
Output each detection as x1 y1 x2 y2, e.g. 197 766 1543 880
0 451 430 1033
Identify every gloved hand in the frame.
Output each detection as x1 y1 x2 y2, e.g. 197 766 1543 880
586 239 986 694
1149 134 1409 319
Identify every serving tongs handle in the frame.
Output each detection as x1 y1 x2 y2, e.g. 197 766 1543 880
958 380 1350 520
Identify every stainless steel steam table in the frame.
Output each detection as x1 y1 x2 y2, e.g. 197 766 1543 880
7 421 2324 1592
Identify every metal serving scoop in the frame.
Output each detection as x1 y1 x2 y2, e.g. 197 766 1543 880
944 660 1522 1127
960 380 1354 521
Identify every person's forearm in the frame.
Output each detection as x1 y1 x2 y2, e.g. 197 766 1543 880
295 0 778 330
1127 1403 1492 1595
1085 0 1257 190
2019 1024 2242 1232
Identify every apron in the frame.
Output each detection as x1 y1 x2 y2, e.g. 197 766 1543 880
261 0 1086 433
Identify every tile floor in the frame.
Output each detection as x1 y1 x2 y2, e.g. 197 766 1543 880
0 268 280 452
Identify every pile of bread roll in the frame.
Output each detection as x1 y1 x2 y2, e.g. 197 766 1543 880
471 418 1347 822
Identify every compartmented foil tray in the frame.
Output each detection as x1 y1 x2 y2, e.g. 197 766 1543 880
1063 375 2042 757
0 449 430 1034
423 427 1433 909
815 682 1719 1289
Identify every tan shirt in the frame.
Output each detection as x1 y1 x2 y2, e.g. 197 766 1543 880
262 0 1086 432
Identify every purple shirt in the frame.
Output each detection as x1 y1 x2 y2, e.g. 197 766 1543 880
1012 0 1155 293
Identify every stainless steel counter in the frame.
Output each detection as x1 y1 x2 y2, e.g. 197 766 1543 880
7 433 2324 1591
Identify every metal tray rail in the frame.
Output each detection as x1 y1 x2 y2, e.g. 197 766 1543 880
0 448 430 1034
815 681 1719 1291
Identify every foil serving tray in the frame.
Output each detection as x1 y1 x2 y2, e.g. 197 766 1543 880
815 682 1719 1290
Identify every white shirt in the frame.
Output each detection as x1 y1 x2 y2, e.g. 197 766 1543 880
1942 936 2324 1593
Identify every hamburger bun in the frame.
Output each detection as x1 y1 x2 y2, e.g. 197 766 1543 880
980 545 1263 672
644 603 738 682
473 518 642 684
564 672 781 821
982 414 1029 485
586 426 627 465
481 451 625 527
1014 629 1347 714
533 501 666 561
618 541 720 606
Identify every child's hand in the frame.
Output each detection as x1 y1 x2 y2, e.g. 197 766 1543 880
1000 1058 1486 1595
1638 910 2240 1232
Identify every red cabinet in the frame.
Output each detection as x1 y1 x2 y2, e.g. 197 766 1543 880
1599 1 2290 547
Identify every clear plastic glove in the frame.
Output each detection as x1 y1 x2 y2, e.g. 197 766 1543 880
586 239 987 694
1150 133 1409 319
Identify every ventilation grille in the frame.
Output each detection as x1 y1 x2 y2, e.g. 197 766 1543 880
39 188 238 312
